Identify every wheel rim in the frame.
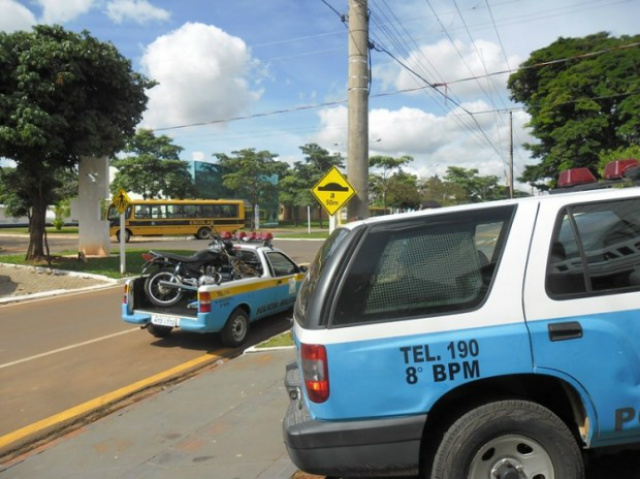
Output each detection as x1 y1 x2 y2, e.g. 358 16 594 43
149 272 181 305
468 434 554 479
231 315 247 342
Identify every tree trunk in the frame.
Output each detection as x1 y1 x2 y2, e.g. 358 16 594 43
26 197 48 261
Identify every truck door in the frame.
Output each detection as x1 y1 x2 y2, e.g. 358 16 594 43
524 194 640 447
265 251 301 310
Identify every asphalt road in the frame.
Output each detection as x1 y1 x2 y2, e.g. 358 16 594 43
0 234 322 459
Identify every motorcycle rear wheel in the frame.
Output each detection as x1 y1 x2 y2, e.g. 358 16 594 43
145 269 183 307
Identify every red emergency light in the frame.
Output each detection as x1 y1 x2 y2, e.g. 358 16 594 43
557 168 597 188
603 159 640 180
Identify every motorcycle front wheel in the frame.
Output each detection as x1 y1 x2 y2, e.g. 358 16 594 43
144 269 183 307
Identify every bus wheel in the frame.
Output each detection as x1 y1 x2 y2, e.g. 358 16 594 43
147 324 172 338
221 307 249 348
430 399 584 479
116 229 131 243
196 227 212 240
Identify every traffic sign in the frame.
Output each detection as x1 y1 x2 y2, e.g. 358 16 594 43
113 189 132 215
311 167 356 216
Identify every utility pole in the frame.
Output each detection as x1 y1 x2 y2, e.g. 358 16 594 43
347 0 370 220
509 111 514 199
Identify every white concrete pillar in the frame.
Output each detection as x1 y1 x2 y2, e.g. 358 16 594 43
76 156 110 256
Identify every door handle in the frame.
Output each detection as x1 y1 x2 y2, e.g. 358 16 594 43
548 321 583 342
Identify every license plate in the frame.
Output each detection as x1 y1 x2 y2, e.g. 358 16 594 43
151 314 180 327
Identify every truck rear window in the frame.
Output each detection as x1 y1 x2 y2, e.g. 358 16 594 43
331 206 515 325
295 227 351 324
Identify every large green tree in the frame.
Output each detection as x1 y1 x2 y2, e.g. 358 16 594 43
110 129 195 199
508 32 640 189
278 167 314 226
444 167 505 203
213 148 288 230
386 171 421 210
0 25 153 260
369 155 413 212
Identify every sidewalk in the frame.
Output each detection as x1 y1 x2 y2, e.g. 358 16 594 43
0 263 117 304
0 348 300 479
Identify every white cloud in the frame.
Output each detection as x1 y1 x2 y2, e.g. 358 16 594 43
375 38 521 102
37 0 95 24
106 0 170 24
140 22 263 130
311 100 535 186
0 0 36 32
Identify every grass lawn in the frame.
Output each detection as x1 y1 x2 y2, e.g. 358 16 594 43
0 249 194 279
255 331 294 348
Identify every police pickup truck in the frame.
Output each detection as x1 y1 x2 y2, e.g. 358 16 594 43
284 160 640 479
122 243 306 348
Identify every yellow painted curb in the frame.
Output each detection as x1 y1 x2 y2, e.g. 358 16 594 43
0 349 231 451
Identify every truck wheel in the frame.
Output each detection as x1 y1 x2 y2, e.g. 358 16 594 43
221 308 249 348
196 227 211 240
147 324 172 338
430 399 584 479
116 229 131 242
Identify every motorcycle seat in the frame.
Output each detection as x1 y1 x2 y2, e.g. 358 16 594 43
151 250 220 264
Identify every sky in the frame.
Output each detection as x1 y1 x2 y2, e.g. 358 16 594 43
1 0 638 190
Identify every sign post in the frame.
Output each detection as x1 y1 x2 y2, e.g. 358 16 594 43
311 167 356 233
112 188 132 275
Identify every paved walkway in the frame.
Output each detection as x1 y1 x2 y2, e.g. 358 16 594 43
0 349 301 479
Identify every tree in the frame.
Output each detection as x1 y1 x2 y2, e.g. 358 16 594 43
0 25 153 260
386 171 421 210
508 32 640 188
420 175 465 207
444 167 504 203
278 167 314 226
213 148 288 230
369 155 413 212
110 129 195 199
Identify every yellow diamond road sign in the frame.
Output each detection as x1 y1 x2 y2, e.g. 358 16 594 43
113 188 132 215
311 166 356 216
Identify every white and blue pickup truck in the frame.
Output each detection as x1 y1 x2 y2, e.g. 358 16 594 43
284 160 640 479
122 243 307 348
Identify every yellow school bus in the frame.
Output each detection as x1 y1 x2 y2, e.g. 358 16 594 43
107 199 246 242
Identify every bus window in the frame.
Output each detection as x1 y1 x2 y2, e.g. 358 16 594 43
134 205 151 219
166 205 184 218
221 204 238 217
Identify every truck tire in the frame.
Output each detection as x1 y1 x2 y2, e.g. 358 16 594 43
147 324 172 338
196 227 212 240
221 307 249 348
430 399 584 479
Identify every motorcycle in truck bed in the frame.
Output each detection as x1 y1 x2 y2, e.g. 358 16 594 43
121 242 307 348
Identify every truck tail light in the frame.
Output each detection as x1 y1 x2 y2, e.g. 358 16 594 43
557 167 597 188
123 282 129 304
301 343 329 403
199 291 211 313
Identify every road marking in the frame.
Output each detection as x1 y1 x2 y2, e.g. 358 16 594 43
0 349 232 451
0 328 140 370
